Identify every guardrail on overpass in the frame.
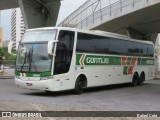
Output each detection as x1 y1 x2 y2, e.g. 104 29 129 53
58 0 158 30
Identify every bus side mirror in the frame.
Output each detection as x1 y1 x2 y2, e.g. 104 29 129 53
8 41 16 56
48 40 58 55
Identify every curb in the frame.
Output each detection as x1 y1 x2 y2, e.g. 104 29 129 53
154 78 160 80
0 76 14 79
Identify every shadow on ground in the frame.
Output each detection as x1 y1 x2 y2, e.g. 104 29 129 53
21 83 149 97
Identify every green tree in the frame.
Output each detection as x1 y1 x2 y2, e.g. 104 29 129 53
0 47 5 67
1 47 16 66
0 47 4 57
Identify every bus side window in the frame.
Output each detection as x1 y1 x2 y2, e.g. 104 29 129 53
147 44 154 57
54 30 75 75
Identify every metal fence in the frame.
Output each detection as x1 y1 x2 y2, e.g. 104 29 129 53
58 0 150 29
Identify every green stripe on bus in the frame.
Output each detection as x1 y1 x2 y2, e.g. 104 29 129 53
126 57 131 65
15 71 51 77
76 54 154 66
123 66 128 75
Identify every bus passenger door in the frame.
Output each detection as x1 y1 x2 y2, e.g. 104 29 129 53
53 30 75 91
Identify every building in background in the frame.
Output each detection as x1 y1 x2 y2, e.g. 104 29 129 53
11 8 25 50
2 40 9 47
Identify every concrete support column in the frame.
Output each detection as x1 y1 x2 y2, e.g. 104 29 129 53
45 1 60 27
116 27 148 40
18 0 60 29
153 34 160 71
150 33 158 44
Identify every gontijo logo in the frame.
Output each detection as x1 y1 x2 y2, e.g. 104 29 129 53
79 54 109 65
20 73 26 77
86 57 109 64
79 54 85 65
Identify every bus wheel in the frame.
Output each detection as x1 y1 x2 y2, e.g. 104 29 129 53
139 72 145 85
74 77 84 94
45 90 53 94
132 73 139 86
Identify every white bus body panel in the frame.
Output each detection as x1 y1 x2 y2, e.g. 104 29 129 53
14 27 155 92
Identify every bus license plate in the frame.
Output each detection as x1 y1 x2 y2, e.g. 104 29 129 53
26 83 32 86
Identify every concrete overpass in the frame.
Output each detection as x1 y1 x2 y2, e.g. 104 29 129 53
59 0 160 41
0 0 61 29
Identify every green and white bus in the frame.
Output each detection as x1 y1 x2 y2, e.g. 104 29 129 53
8 27 155 94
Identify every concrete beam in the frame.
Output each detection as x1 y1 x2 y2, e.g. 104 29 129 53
18 0 60 29
0 0 19 10
91 1 160 39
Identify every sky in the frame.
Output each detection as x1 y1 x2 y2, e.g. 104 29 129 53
57 0 87 25
0 0 87 41
1 9 12 41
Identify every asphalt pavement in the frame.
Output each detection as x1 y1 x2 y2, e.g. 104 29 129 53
0 79 160 119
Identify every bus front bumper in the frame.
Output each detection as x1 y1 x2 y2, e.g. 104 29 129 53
15 78 54 91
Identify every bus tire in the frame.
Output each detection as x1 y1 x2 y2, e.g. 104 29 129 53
45 90 53 94
138 72 145 85
74 77 85 94
131 73 139 87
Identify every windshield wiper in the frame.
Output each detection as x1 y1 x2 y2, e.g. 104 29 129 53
20 51 28 72
20 47 38 73
30 47 38 72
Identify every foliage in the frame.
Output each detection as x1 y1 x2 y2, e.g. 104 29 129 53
0 47 16 66
0 47 5 65
0 47 4 58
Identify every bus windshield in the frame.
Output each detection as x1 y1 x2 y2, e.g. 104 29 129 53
16 43 52 73
16 30 57 73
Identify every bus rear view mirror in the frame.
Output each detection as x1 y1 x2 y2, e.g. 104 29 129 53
48 40 58 55
8 41 16 56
